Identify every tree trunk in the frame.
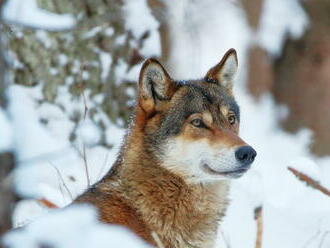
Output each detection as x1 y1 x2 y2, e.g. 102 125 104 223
0 153 15 236
0 2 16 237
244 0 330 157
272 1 330 156
241 0 275 99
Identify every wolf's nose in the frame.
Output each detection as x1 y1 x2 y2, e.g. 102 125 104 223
235 146 257 166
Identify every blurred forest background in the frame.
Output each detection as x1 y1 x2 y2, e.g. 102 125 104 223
1 0 330 248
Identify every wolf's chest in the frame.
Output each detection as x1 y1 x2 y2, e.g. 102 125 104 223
144 198 222 248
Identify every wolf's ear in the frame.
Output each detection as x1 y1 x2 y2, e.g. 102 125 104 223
205 48 238 92
138 58 176 113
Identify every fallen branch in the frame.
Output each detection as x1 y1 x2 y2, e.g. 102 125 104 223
288 167 330 197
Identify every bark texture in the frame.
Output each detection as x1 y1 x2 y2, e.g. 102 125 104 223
272 2 330 156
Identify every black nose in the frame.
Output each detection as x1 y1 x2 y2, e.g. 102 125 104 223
235 146 257 166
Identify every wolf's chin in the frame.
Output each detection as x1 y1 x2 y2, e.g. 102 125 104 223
202 164 248 179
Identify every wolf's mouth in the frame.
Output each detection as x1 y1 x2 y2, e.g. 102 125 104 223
202 164 249 177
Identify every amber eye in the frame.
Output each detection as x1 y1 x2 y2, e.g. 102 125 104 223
228 115 236 125
191 118 206 128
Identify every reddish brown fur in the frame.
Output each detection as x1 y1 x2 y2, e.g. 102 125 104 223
75 103 230 247
74 50 247 248
179 111 246 149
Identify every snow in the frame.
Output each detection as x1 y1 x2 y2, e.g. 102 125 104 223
125 63 143 82
82 26 103 39
123 0 159 39
2 0 330 248
123 0 161 57
0 108 13 152
114 34 126 46
6 84 122 203
114 59 129 85
288 157 321 182
58 54 69 66
5 205 151 248
76 120 101 147
104 27 114 37
99 51 112 82
139 27 161 58
165 0 250 78
35 30 52 49
257 0 309 56
7 86 65 162
2 0 76 30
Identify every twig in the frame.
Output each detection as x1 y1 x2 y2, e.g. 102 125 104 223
218 227 231 248
78 64 88 120
288 167 330 197
303 228 321 248
81 88 88 120
319 231 330 248
37 198 59 209
49 162 73 201
254 206 263 248
82 143 91 188
97 151 110 181
77 63 90 188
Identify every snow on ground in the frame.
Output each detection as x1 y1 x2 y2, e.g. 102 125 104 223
7 84 123 226
4 205 151 248
2 0 330 248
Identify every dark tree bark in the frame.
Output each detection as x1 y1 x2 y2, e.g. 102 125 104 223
0 2 17 238
0 153 16 237
272 1 330 156
243 0 330 156
241 0 275 99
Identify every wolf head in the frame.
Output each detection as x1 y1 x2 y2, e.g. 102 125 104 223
135 49 256 183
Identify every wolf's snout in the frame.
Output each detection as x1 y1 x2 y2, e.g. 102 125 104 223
235 146 257 167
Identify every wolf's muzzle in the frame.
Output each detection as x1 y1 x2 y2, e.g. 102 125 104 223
235 146 257 167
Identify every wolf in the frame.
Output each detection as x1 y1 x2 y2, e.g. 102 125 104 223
75 49 257 248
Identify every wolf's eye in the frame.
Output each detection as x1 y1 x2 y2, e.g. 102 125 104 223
191 119 206 128
228 115 236 125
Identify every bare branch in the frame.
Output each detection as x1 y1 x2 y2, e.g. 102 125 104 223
49 162 73 201
254 206 263 248
218 227 231 248
37 198 59 209
303 228 321 248
82 143 91 188
319 231 330 248
288 167 330 197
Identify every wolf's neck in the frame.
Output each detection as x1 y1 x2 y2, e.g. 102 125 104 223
116 143 229 247
118 132 229 214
